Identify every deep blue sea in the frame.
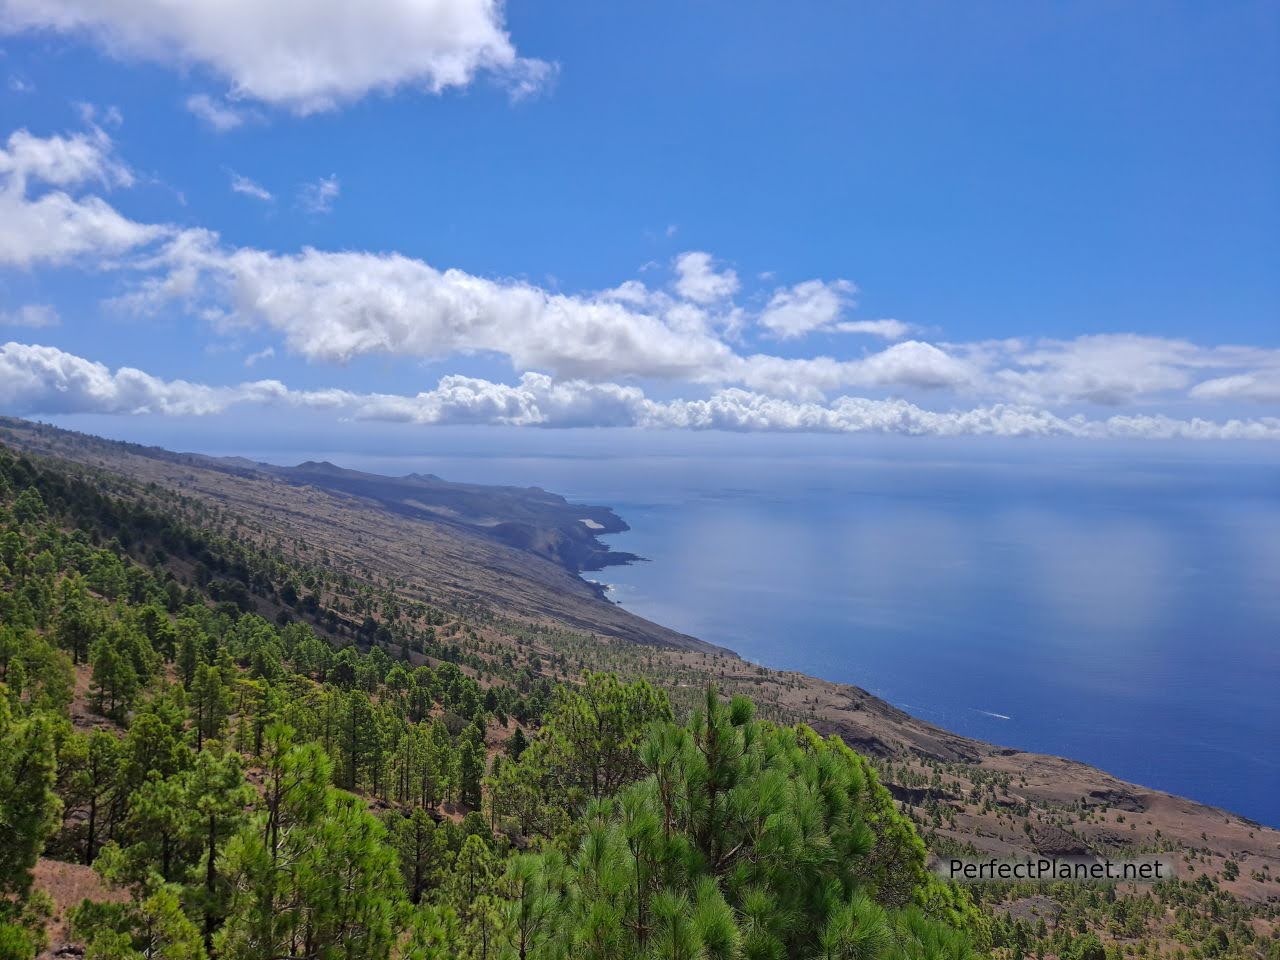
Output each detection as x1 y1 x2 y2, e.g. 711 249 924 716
586 448 1280 828
47 419 1280 826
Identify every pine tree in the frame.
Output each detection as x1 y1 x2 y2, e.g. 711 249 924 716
506 726 528 761
0 697 61 901
217 726 404 960
188 663 231 751
339 689 376 791
90 634 138 721
183 746 254 951
137 605 178 663
120 709 189 787
383 808 445 904
55 588 98 666
176 621 203 688
0 696 61 960
74 884 205 960
403 904 463 960
500 852 561 960
62 730 122 865
459 724 486 810
540 672 672 806
507 684 979 960
99 773 191 889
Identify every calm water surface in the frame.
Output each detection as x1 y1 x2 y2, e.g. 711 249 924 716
378 443 1279 826
583 452 1280 827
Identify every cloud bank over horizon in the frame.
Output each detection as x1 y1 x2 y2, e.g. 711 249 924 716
3 341 1278 441
1 125 1278 441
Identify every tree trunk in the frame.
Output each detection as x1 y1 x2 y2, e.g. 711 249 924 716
204 814 217 951
85 792 97 865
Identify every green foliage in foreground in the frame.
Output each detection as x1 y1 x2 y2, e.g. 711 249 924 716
0 446 984 960
485 686 978 960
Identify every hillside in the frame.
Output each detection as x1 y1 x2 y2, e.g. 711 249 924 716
0 417 710 651
1 417 1278 958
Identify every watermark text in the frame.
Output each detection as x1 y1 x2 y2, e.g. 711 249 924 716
938 857 1175 883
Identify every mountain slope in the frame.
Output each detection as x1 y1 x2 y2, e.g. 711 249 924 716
0 417 709 651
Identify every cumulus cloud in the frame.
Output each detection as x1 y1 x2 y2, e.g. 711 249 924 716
298 175 339 214
0 129 165 268
3 341 1276 440
0 341 344 415
140 238 739 381
730 341 978 401
0 0 552 113
986 335 1198 405
0 126 131 189
354 372 650 428
0 304 59 328
0 340 254 415
229 171 272 201
0 128 163 267
674 251 740 304
0 190 162 267
757 279 856 338
186 93 248 132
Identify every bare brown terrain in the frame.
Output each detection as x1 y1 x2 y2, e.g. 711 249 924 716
0 417 712 651
32 858 126 957
6 415 1278 953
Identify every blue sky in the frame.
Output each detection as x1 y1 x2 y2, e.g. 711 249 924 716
0 0 1278 442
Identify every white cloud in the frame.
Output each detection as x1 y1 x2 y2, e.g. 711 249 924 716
834 318 913 340
731 341 978 400
987 335 1196 405
354 372 649 428
141 238 739 381
674 251 740 304
1190 371 1280 404
504 57 558 103
0 186 162 267
75 103 123 129
186 93 247 132
229 171 272 202
0 341 344 415
0 127 163 267
0 304 59 328
243 345 275 367
0 340 242 414
298 175 339 214
3 341 1276 440
961 335 1280 407
757 278 856 338
0 126 131 189
0 0 552 113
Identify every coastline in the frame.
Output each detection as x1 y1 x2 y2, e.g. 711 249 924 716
3 416 1276 891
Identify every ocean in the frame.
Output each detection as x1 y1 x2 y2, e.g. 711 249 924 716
581 443 1280 828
